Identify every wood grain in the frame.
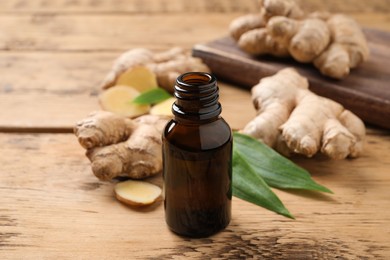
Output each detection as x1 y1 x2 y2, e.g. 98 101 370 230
0 14 238 52
193 29 390 129
1 0 390 258
0 132 389 258
0 13 388 52
0 52 254 132
1 0 389 14
0 0 258 14
0 83 253 132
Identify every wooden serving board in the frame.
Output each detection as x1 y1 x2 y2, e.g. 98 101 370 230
192 29 390 130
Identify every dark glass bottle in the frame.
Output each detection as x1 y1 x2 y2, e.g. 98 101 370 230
162 72 232 238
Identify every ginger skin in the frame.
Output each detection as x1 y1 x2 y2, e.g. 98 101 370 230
100 47 210 93
229 13 267 41
260 0 304 19
229 0 369 79
74 111 169 181
238 16 330 61
238 28 289 57
74 111 136 149
267 16 331 63
313 14 370 79
242 68 365 159
229 0 304 39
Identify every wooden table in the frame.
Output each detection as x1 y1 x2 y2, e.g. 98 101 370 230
1 1 389 259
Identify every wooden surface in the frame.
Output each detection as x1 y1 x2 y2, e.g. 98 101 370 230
192 29 390 129
1 0 390 259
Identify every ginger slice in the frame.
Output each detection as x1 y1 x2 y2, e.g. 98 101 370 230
116 66 158 93
99 85 150 118
114 180 162 207
100 48 210 91
150 97 175 117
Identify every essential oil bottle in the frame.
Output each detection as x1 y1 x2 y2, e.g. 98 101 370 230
162 72 232 238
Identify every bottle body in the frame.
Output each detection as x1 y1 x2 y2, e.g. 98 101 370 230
162 72 232 237
163 119 232 237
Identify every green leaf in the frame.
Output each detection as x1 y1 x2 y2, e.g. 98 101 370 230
233 150 294 219
233 132 332 193
132 88 172 105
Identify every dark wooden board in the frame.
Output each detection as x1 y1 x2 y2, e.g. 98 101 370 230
192 29 390 130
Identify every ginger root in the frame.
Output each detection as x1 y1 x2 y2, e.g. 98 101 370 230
229 13 267 41
98 47 208 118
229 0 369 79
74 111 136 149
114 180 162 207
74 111 169 181
313 14 370 79
266 16 331 63
260 0 304 19
238 28 289 57
242 68 365 159
100 47 210 93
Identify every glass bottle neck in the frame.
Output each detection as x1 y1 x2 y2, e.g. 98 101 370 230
172 72 222 122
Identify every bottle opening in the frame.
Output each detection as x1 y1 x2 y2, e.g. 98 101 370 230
178 72 214 87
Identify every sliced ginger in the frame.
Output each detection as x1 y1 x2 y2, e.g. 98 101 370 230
100 47 210 92
116 66 158 93
114 180 162 207
150 97 175 117
99 85 150 118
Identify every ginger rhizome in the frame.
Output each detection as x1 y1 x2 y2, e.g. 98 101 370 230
266 16 331 63
261 0 304 20
100 47 210 93
97 47 209 118
312 14 370 79
229 0 369 79
75 48 209 180
242 68 365 159
75 69 365 188
74 111 169 181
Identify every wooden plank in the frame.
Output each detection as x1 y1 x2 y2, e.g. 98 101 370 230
0 84 253 132
0 52 104 132
0 52 111 93
192 29 390 129
351 13 390 31
0 86 253 132
0 13 389 52
0 52 253 131
0 13 239 51
0 0 389 259
0 131 389 258
0 0 258 14
0 93 99 132
1 0 389 14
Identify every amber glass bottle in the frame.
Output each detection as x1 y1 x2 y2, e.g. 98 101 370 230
162 72 232 238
